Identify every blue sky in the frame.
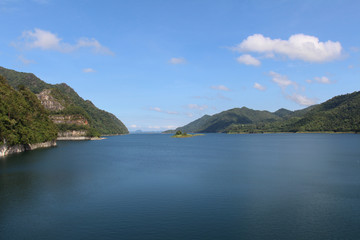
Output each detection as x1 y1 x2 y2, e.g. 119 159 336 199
1 0 359 131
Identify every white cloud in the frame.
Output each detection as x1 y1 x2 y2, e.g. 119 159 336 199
76 38 114 55
269 71 297 89
187 104 208 111
210 85 230 91
307 76 332 84
286 93 317 106
253 82 266 91
169 57 186 64
150 107 162 112
149 107 178 115
236 54 261 66
16 28 114 55
83 68 96 73
232 34 342 62
269 71 316 107
129 124 137 128
21 28 64 51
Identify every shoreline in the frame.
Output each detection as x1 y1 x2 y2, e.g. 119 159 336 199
0 140 57 157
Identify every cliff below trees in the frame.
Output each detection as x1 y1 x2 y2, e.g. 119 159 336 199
0 141 57 157
0 75 58 156
0 66 129 138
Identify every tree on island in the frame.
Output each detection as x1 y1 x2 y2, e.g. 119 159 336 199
175 130 187 136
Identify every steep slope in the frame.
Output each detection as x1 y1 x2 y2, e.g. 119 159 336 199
282 91 360 132
0 66 128 135
0 75 57 146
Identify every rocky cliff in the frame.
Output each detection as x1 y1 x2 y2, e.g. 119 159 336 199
0 141 57 157
57 131 90 140
36 89 65 111
50 115 88 125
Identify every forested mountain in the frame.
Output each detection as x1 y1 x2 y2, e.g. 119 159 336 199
168 91 360 134
168 107 284 133
0 66 128 135
0 76 57 146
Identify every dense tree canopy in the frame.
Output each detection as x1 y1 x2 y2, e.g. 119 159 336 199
0 75 58 146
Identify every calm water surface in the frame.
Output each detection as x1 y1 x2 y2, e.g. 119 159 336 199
1 134 360 239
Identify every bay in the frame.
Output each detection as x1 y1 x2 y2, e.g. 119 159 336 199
1 134 360 240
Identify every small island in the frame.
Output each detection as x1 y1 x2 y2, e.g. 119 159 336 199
172 130 204 138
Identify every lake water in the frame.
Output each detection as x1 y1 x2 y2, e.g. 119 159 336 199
1 134 360 240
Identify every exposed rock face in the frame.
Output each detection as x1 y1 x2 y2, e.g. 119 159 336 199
57 130 90 140
36 89 64 111
0 141 57 157
50 115 88 125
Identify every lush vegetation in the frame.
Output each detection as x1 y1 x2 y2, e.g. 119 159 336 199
170 107 283 133
0 76 58 146
169 91 360 134
172 130 203 138
50 83 128 135
0 66 128 135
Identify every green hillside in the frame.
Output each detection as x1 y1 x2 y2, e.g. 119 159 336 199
277 91 360 132
169 107 282 133
0 66 128 135
170 91 360 134
0 76 57 146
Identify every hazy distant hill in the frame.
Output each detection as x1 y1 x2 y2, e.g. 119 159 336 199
168 91 360 134
0 66 128 136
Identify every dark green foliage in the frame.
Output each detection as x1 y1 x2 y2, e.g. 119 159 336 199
0 67 50 93
1 66 128 135
171 91 360 134
227 91 360 133
50 83 128 134
172 107 281 133
0 75 58 146
274 108 293 118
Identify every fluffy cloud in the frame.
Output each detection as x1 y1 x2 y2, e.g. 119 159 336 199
83 68 96 73
169 57 186 64
210 85 230 91
269 71 297 89
306 76 332 84
286 93 317 106
236 54 261 66
253 82 266 91
16 28 114 55
232 34 342 62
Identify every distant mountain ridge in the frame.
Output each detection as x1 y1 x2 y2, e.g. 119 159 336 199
0 66 128 136
167 91 360 134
